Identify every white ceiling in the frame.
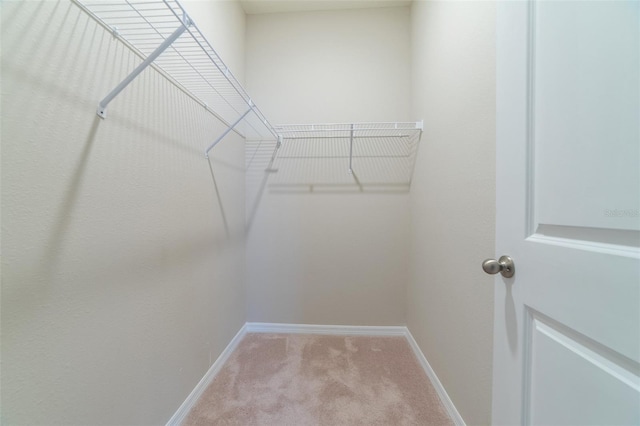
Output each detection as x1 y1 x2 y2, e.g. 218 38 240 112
240 0 412 15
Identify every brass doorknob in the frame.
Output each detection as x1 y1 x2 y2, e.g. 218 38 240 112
482 255 515 278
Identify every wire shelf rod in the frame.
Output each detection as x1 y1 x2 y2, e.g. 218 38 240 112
275 121 422 128
276 155 412 159
279 129 414 134
282 135 411 140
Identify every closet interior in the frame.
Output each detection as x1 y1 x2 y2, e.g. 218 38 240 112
1 0 497 424
75 0 422 181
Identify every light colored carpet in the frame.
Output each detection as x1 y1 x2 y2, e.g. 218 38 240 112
184 333 453 425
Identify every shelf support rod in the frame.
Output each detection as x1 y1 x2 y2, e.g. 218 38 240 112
348 123 355 174
96 19 190 119
205 105 254 158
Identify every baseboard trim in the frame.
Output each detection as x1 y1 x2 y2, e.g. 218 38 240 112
245 322 407 336
405 328 466 426
166 323 248 426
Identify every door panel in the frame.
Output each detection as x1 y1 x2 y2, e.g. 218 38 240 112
523 242 639 360
527 312 640 425
533 1 639 233
494 1 640 424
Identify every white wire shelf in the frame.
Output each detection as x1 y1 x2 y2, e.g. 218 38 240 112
263 122 423 190
73 0 278 154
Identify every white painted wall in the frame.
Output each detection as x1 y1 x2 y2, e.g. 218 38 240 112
245 7 411 124
183 0 246 81
1 1 247 424
407 2 496 425
244 7 412 325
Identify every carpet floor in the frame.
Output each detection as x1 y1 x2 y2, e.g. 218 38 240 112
184 333 453 426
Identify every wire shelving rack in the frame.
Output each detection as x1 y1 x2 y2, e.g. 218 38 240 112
73 0 279 157
73 0 423 171
271 122 423 187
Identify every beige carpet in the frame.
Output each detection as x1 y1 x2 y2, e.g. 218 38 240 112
184 333 453 426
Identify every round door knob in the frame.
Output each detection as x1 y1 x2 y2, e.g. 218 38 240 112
482 255 515 278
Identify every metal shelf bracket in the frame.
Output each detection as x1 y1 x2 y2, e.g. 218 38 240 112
205 104 254 158
96 14 192 119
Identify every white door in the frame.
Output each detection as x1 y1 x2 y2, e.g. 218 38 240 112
493 1 640 425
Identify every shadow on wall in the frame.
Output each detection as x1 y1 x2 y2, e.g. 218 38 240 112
39 116 102 280
207 157 230 238
245 138 280 233
1 0 245 318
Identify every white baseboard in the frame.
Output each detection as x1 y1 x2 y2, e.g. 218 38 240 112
405 328 466 426
245 322 407 336
167 322 464 426
166 323 248 426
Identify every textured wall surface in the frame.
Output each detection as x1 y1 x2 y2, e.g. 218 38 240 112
407 1 496 424
244 7 412 326
245 7 411 124
1 1 247 424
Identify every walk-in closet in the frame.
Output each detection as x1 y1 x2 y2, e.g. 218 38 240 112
3 0 638 425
